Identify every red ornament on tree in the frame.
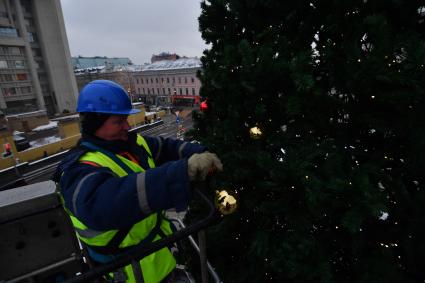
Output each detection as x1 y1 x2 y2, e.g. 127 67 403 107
200 100 208 112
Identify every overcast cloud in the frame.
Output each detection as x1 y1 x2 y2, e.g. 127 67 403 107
60 0 208 64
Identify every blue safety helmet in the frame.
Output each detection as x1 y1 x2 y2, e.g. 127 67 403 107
76 80 140 115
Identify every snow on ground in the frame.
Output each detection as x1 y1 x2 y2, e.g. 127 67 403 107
32 121 58 132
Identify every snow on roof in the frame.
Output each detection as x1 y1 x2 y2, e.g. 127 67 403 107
142 58 201 71
28 136 61 149
32 121 58 132
13 135 25 141
6 110 46 119
74 64 144 75
73 58 201 74
51 114 80 121
13 130 24 135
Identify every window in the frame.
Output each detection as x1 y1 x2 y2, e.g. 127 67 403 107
156 78 158 83
185 77 187 84
161 78 164 83
143 88 145 94
172 77 175 83
17 73 27 81
141 78 143 84
162 88 165 94
15 60 25 68
174 88 177 94
9 46 22 55
192 88 195 95
152 88 155 94
137 78 139 84
168 88 171 94
147 89 150 94
138 87 140 93
0 60 7 68
0 27 18 38
179 88 182 95
2 87 16 96
167 77 170 83
186 88 189 95
178 77 181 84
150 78 153 83
157 88 160 94
191 77 195 83
32 48 42 57
20 86 31 94
27 32 35 42
0 74 13 82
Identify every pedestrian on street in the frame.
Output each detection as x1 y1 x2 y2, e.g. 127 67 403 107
52 80 222 283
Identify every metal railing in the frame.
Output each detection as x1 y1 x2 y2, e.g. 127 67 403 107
66 183 221 283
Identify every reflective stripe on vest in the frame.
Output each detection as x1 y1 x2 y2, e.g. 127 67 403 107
68 134 175 283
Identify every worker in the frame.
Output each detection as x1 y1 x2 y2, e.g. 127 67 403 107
52 80 222 283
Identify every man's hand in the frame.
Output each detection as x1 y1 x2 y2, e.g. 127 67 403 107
188 152 223 181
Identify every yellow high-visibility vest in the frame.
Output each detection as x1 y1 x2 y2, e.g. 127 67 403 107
66 135 176 283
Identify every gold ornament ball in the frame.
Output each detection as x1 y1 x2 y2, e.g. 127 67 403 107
249 126 262 139
215 190 237 215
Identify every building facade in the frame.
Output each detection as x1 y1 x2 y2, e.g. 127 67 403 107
133 57 202 106
74 57 202 107
0 0 78 116
74 65 137 100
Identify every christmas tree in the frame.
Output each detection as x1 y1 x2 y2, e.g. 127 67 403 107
189 0 425 282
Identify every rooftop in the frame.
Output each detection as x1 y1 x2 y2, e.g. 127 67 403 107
141 57 201 71
74 57 202 75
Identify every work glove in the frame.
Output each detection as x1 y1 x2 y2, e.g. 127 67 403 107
188 152 223 181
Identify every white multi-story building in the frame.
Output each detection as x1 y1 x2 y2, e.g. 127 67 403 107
0 0 77 115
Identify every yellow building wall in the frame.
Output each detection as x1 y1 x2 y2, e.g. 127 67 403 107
7 115 49 132
128 111 146 127
0 107 160 170
0 134 81 170
59 121 81 138
16 134 81 164
0 130 18 168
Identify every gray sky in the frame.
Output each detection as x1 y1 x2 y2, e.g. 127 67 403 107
60 0 208 65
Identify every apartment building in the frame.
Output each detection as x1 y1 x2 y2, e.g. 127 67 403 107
0 0 77 116
133 57 202 106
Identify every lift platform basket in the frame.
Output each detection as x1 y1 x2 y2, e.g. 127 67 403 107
0 181 84 282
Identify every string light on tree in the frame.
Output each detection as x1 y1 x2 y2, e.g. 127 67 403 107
249 126 263 139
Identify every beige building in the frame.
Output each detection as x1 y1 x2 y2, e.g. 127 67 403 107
74 65 137 100
0 0 78 116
